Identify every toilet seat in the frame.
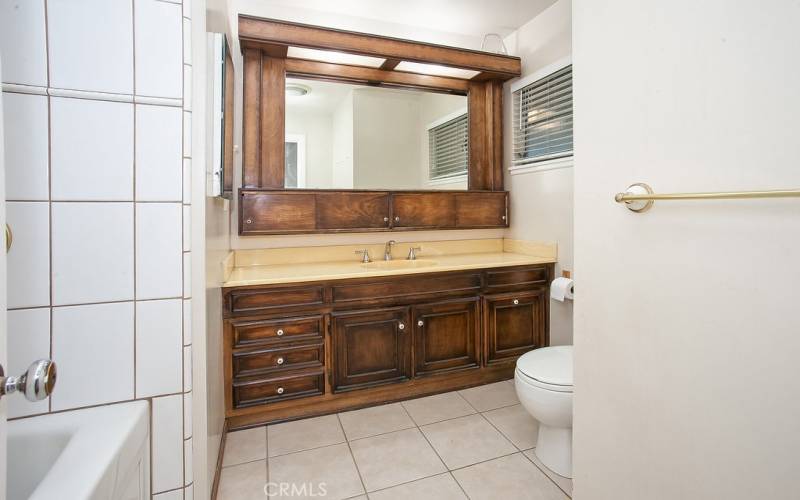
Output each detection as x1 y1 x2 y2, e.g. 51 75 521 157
516 346 573 393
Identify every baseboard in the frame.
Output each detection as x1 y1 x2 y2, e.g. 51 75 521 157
210 420 229 500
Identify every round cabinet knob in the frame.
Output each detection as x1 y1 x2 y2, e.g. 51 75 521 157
513 299 520 305
276 387 285 395
417 320 424 327
276 357 285 365
276 329 284 336
245 218 253 224
398 322 405 331
383 216 389 223
394 216 400 222
501 215 507 221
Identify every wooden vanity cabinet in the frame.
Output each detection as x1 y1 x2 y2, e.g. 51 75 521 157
332 307 412 392
413 298 480 377
484 289 548 365
222 263 553 428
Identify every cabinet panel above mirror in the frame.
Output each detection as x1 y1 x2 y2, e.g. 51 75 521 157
285 78 468 191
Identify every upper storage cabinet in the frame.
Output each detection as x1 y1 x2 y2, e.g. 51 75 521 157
237 16 520 235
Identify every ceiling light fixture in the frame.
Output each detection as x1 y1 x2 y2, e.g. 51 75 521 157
285 83 311 97
394 61 480 79
287 46 386 68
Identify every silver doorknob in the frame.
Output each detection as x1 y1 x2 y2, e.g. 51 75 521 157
513 299 520 305
417 320 424 327
383 216 389 223
394 216 400 222
276 357 285 365
0 359 57 402
398 322 405 331
276 329 284 336
276 387 285 395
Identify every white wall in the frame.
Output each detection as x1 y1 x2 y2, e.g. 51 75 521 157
0 0 198 496
503 0 573 346
352 88 422 190
285 109 334 188
573 1 800 498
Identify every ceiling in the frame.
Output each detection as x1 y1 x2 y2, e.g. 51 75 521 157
242 0 558 39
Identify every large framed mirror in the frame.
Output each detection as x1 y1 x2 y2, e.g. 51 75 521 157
237 16 521 234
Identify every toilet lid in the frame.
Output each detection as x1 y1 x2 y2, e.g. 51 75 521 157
516 346 573 387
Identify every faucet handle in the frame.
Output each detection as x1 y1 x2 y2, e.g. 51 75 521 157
407 246 422 260
355 249 371 263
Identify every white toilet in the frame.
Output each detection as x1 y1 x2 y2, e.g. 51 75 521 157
514 345 573 478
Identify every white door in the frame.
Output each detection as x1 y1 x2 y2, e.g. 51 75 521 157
573 1 800 499
0 55 9 500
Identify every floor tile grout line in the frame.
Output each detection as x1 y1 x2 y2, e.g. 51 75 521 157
476 407 525 452
520 449 572 498
335 413 369 497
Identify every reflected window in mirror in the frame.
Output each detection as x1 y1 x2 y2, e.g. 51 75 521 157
284 77 468 190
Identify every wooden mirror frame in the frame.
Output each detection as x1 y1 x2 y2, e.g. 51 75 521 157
238 15 521 235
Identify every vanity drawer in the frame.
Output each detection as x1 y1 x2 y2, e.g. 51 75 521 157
486 266 549 291
233 342 324 378
332 272 482 304
231 315 324 348
233 370 324 408
226 286 325 315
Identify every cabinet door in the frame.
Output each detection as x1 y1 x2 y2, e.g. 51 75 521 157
484 290 547 365
413 298 480 377
391 193 456 228
240 192 316 234
332 307 411 392
455 192 508 228
316 192 390 230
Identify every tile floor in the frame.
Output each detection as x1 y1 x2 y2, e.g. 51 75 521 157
218 380 572 499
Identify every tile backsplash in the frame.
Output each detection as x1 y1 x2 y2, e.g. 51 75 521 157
1 0 194 497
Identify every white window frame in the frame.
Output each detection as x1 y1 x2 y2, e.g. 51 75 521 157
427 107 469 184
509 56 573 176
285 133 307 188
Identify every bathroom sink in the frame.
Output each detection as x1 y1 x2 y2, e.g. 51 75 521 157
362 259 438 270
7 400 150 500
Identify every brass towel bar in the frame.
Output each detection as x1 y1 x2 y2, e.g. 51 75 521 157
615 183 800 212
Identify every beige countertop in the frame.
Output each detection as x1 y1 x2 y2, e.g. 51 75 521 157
222 239 557 287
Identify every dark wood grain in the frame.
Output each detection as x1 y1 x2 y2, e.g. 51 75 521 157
413 298 480 376
332 307 412 392
260 56 285 188
455 192 507 227
242 49 262 188
392 192 456 228
484 290 548 365
239 15 521 77
316 192 390 230
240 191 315 233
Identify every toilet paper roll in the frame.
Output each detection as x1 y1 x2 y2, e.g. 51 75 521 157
550 277 574 302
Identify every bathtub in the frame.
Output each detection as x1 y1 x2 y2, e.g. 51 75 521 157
7 400 150 500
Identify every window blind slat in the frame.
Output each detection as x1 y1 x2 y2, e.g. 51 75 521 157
512 65 573 166
429 112 469 181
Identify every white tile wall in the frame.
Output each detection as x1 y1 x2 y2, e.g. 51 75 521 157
51 302 135 410
7 308 50 417
135 105 183 201
3 93 49 200
6 202 50 308
136 203 182 299
183 205 192 251
136 299 183 398
183 252 192 298
0 0 48 86
153 394 184 492
52 202 134 305
134 0 183 99
4 1 194 496
183 298 192 346
47 0 134 93
51 98 134 200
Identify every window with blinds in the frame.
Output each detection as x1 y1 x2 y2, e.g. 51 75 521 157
513 64 573 166
428 112 469 181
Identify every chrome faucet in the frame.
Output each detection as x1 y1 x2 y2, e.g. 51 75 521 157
383 240 396 260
